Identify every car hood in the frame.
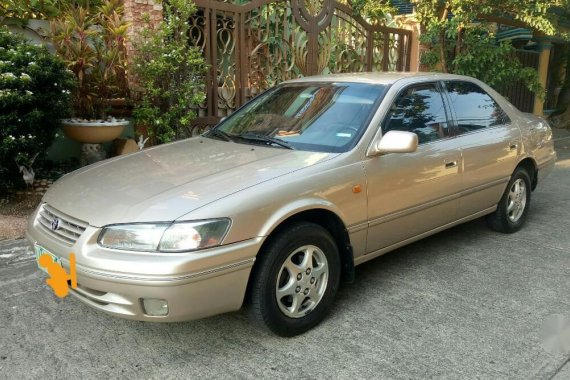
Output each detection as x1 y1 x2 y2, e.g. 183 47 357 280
44 138 336 227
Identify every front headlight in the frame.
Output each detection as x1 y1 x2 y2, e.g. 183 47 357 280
98 219 231 252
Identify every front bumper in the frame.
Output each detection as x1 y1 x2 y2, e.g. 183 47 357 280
27 205 261 322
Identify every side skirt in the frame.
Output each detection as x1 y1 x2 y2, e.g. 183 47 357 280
353 206 497 266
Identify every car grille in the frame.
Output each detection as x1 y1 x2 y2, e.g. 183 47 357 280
37 204 88 246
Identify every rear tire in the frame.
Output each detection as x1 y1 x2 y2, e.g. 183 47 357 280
249 222 341 337
486 167 531 233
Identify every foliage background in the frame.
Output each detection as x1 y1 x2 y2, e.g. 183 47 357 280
413 0 570 97
0 0 103 21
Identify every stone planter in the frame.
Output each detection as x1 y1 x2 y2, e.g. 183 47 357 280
61 119 130 144
61 118 130 166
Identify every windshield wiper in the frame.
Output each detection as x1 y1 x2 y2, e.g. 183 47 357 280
207 129 235 142
236 132 295 150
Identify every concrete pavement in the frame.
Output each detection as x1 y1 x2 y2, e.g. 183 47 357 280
1 131 569 379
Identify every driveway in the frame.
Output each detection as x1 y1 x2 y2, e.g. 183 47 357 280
1 131 569 379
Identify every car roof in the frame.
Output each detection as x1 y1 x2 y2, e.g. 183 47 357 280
283 72 473 85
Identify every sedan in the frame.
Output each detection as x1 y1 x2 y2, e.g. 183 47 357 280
27 73 556 336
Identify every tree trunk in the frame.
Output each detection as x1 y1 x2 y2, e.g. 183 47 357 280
439 7 449 73
454 27 465 71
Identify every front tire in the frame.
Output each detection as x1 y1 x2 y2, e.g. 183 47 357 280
249 222 341 336
486 167 532 233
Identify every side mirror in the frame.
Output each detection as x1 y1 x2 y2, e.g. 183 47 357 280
368 130 418 156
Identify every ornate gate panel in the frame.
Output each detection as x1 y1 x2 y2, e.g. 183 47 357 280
325 5 368 73
244 3 307 99
188 0 412 135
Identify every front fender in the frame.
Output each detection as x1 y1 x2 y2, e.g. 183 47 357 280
256 198 349 237
177 159 368 249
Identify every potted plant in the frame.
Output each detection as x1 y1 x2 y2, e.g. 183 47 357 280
50 0 130 144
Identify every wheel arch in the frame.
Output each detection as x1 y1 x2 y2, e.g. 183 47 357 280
244 207 355 304
516 156 538 190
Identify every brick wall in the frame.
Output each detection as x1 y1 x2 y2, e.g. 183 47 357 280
122 0 163 70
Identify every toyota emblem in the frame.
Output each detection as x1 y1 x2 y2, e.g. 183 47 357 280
51 217 60 231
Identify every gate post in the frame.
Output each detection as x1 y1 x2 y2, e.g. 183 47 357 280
533 40 552 116
291 0 334 76
398 17 421 72
306 32 319 76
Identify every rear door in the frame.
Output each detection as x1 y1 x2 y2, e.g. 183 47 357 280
443 80 520 218
365 82 463 254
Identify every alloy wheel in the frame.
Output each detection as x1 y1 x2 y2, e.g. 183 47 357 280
275 245 329 318
507 178 527 223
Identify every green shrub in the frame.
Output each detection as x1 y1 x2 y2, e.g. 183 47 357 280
0 27 74 192
132 0 207 144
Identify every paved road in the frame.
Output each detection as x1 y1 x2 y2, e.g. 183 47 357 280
1 132 570 379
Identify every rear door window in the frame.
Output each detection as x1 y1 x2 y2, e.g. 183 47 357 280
444 81 510 135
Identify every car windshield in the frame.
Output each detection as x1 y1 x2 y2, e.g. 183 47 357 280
206 82 388 152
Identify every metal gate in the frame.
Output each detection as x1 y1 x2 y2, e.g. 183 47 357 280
498 49 539 113
187 0 412 134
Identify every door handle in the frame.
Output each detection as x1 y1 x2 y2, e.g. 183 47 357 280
444 161 458 169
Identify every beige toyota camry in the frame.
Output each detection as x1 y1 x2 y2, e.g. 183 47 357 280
27 73 556 336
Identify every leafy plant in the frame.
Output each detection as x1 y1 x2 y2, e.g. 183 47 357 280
49 0 129 119
132 0 207 144
0 27 74 192
350 0 396 24
1 0 61 22
0 0 103 24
